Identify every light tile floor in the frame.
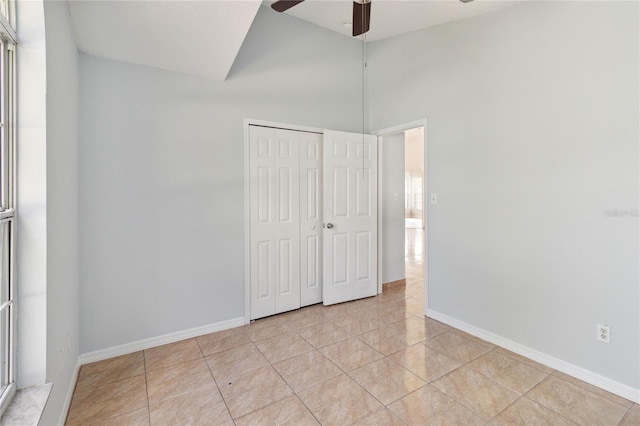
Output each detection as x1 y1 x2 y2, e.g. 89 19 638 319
66 229 639 425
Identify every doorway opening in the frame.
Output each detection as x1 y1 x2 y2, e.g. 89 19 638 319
375 120 427 315
403 127 425 304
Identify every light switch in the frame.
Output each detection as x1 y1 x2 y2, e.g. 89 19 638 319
430 193 438 204
394 192 399 201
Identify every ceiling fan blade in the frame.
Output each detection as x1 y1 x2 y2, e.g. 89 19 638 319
352 0 371 37
271 0 305 13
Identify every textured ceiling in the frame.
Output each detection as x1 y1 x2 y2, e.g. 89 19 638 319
68 0 262 81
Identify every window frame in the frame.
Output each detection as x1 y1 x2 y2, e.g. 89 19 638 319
0 3 16 417
0 0 14 33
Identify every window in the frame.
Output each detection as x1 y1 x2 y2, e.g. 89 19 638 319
0 1 12 29
405 171 423 218
0 0 15 416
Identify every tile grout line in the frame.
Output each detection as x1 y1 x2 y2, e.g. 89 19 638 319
142 350 151 425
265 345 324 426
422 346 509 422
330 338 417 422
521 394 580 426
65 356 149 425
229 338 317 424
486 393 524 424
618 404 635 426
198 336 237 425
522 374 627 425
254 317 399 425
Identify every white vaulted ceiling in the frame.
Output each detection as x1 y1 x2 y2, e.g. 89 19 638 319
68 0 519 81
68 0 262 81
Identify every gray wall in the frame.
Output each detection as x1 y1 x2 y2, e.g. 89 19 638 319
369 1 639 389
380 133 406 284
78 7 364 353
41 1 81 423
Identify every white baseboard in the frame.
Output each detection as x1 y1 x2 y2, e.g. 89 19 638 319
427 309 640 404
60 317 245 423
58 361 80 426
77 317 245 365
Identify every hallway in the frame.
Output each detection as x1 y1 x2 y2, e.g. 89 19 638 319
404 223 425 297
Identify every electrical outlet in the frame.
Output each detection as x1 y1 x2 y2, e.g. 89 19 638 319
597 324 610 343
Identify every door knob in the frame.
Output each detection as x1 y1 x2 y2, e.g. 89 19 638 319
326 223 334 229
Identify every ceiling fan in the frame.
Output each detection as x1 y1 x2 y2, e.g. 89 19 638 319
271 0 475 38
271 0 372 37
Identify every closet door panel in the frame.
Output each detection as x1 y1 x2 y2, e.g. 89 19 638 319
300 132 323 306
274 130 301 314
250 127 301 319
249 127 277 319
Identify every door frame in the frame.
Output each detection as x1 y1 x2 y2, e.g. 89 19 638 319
373 119 428 314
243 118 324 325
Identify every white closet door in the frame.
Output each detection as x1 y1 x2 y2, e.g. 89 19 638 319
249 126 301 319
300 132 323 306
323 130 378 306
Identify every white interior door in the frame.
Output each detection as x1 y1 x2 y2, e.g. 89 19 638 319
249 126 301 319
323 130 378 305
300 132 323 306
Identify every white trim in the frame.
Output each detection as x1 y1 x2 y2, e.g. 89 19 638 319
372 119 428 138
77 317 245 365
61 317 243 423
59 362 80 426
373 119 428 306
243 119 251 325
427 309 640 404
0 381 15 419
0 12 16 45
376 135 383 295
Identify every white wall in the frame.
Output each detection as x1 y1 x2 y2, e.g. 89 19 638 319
380 133 406 284
78 7 364 353
369 1 639 392
41 1 80 423
16 0 47 389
